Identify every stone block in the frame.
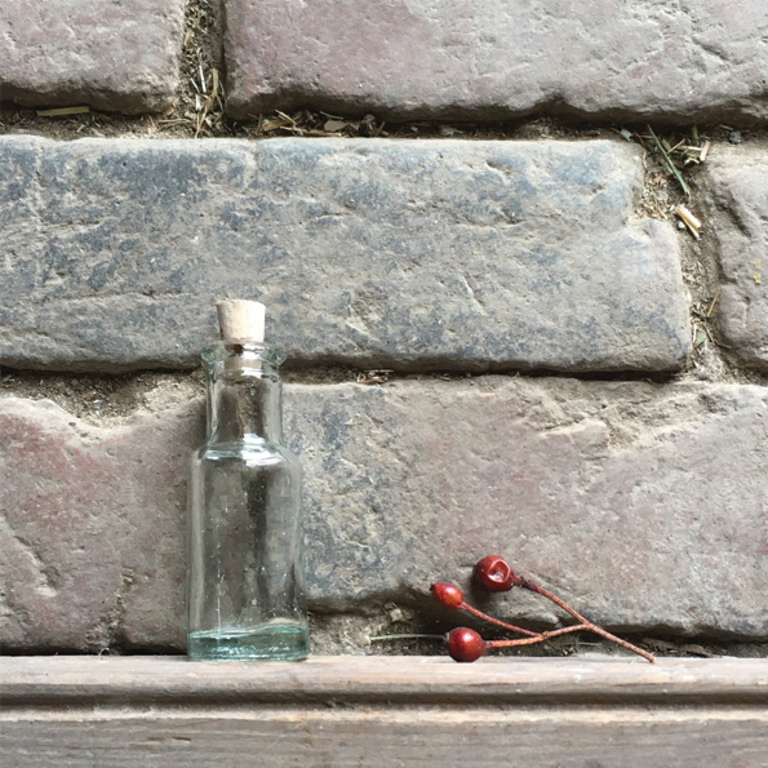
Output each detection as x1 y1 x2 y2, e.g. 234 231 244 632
0 0 185 113
291 378 768 639
705 146 768 370
1 377 766 652
224 0 768 125
0 136 689 373
0 384 202 651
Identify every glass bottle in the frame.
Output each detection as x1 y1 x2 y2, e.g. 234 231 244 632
187 301 308 661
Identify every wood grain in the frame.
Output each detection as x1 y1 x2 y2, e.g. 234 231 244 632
2 656 767 767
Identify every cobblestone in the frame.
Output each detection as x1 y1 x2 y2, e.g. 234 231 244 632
705 146 768 370
0 0 185 113
0 136 689 373
224 0 768 125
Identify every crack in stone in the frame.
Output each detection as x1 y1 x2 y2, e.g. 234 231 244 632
85 568 136 651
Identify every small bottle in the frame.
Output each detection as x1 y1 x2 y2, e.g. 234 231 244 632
187 300 308 661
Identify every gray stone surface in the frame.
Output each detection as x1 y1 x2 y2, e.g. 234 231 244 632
0 136 689 373
0 0 185 113
1 377 766 652
224 0 768 124
705 146 768 370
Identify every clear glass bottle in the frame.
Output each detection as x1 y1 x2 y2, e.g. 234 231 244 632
187 330 308 661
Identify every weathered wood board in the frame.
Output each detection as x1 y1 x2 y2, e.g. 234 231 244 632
2 656 767 767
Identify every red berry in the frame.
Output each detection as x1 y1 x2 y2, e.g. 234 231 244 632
430 582 464 610
474 554 516 592
446 627 485 662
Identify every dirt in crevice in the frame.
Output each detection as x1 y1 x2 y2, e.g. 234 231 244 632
0 368 204 424
2 349 767 428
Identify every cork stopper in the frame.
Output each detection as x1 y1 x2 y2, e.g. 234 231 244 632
216 300 266 342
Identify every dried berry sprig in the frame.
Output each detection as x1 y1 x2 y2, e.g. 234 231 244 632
433 555 655 663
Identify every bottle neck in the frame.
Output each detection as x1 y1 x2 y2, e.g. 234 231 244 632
204 344 285 445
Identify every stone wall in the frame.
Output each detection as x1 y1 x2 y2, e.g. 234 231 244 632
1 0 766 655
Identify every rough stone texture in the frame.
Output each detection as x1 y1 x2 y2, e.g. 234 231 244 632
0 136 689 373
705 146 768 371
0 0 185 113
1 377 766 652
224 0 768 124
0 383 200 651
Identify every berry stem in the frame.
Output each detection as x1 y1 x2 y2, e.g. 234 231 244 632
518 579 589 624
539 624 588 640
574 624 655 663
460 602 540 638
485 623 655 664
369 634 444 642
519 579 655 663
483 623 585 650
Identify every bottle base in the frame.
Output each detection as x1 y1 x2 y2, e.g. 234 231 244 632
188 622 309 661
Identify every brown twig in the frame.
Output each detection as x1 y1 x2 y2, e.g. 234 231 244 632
514 577 655 663
460 602 540 638
485 624 586 650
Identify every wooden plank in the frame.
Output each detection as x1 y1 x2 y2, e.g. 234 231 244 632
2 706 768 768
3 655 768 705
2 656 767 767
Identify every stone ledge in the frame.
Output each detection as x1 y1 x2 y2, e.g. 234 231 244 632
0 136 689 373
2 656 767 768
